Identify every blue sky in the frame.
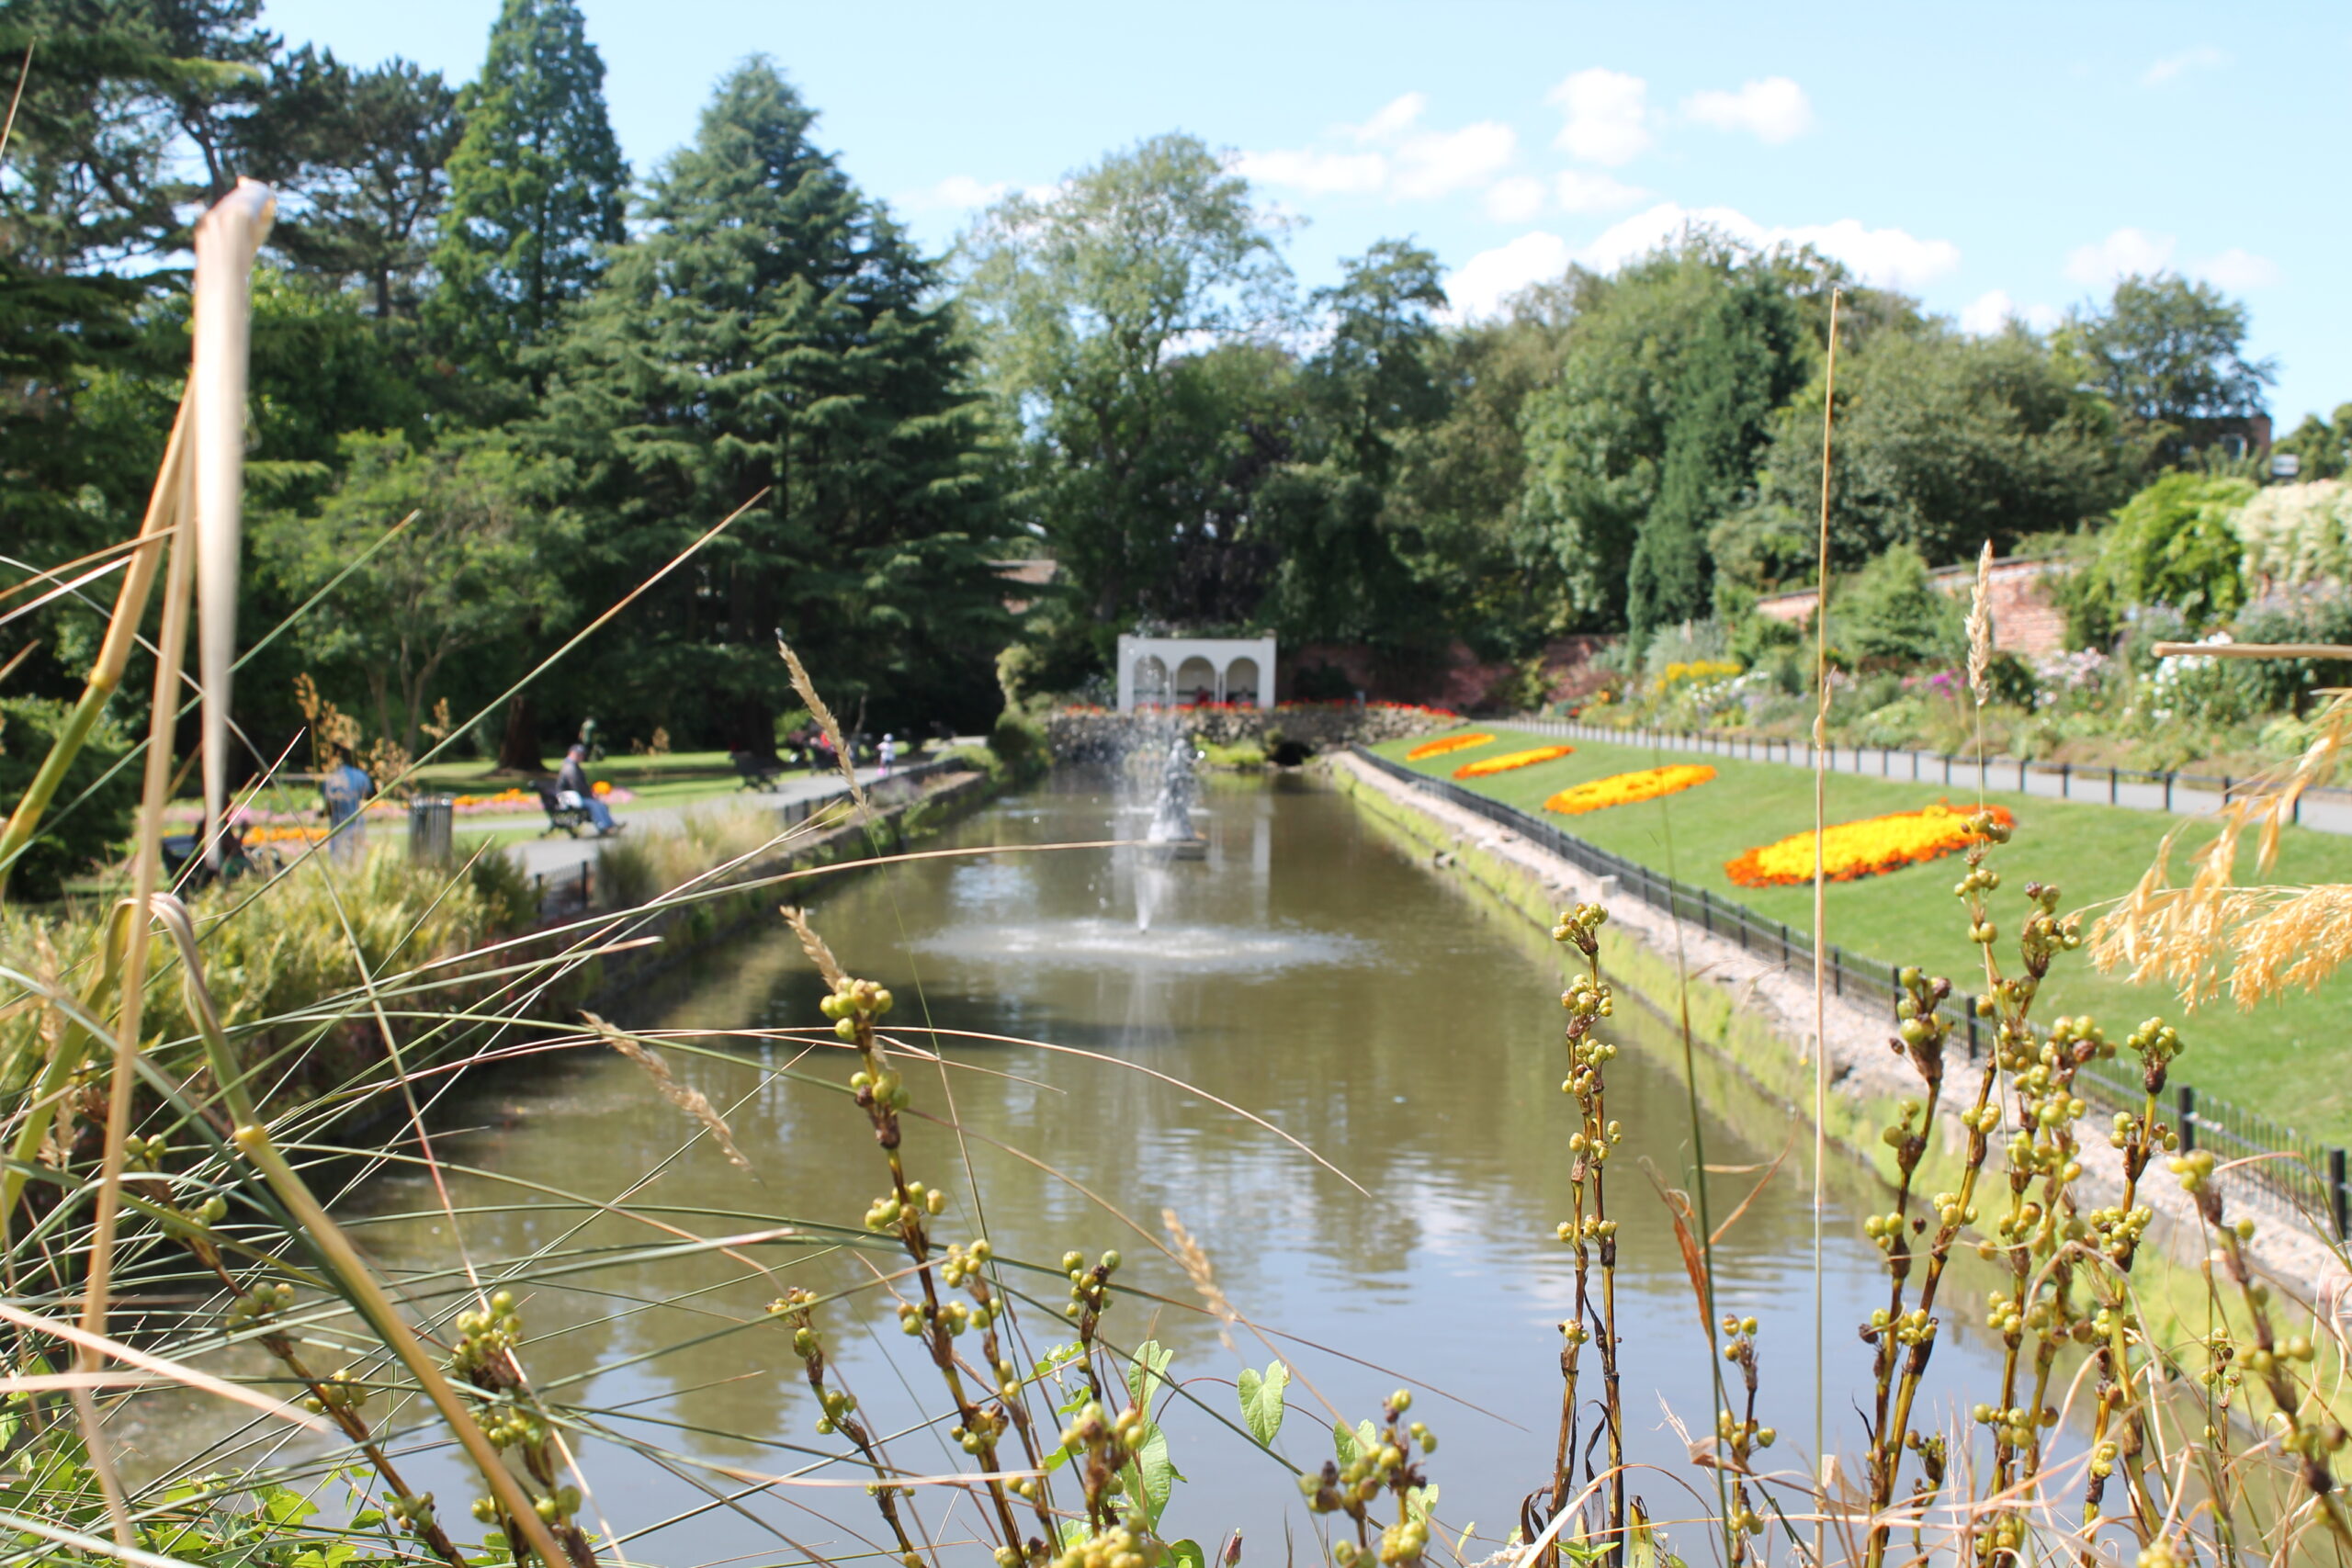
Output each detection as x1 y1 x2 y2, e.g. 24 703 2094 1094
264 0 2347 424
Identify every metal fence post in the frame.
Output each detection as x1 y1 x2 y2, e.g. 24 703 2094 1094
1966 1002 1979 1060
2059 761 2070 799
2109 767 2118 805
2164 773 2174 812
2018 758 2027 793
1778 920 1790 964
2334 1148 2349 1238
2178 1085 2197 1153
1891 964 1903 1022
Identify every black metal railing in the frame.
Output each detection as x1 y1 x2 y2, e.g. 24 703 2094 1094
1352 744 2352 1236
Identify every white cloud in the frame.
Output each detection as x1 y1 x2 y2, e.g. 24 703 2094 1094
1483 175 1548 222
1554 170 1648 214
2143 46 2226 86
1570 202 1961 289
1683 76 1814 143
1549 68 1651 165
1959 290 2014 335
2064 226 2176 285
2197 247 2279 289
1391 119 1517 197
1350 92 1427 144
1442 231 1573 321
1240 93 1515 203
1232 147 1387 196
1959 289 2063 336
918 175 1010 210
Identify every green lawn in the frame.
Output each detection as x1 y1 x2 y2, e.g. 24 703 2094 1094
1372 726 2352 1145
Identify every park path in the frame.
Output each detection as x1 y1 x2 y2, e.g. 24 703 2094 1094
462 766 890 882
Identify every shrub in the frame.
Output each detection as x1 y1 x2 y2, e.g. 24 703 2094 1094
0 696 139 901
1835 543 1962 667
2088 472 2257 627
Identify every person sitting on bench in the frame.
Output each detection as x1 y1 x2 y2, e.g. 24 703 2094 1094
556 744 619 834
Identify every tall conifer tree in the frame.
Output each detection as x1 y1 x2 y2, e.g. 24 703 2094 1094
538 60 1008 745
427 0 625 392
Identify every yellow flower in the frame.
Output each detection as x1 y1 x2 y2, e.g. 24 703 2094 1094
1408 732 1495 761
1725 801 2015 887
1453 745 1574 779
1544 764 1715 816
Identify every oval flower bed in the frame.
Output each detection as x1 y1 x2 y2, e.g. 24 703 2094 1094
1724 801 2015 887
1453 745 1573 780
1407 732 1495 761
1544 763 1716 816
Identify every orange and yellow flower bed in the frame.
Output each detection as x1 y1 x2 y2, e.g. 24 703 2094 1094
1453 744 1573 779
1724 801 2015 887
1544 763 1715 816
1408 732 1494 761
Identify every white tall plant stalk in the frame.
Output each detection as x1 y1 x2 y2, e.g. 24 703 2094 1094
194 177 275 868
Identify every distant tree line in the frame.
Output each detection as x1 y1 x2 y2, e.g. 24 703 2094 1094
3 0 2319 762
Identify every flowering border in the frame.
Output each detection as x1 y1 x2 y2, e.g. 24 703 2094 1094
1544 764 1716 816
1453 744 1574 780
1724 801 2015 887
1407 733 1496 761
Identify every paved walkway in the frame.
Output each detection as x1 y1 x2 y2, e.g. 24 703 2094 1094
1510 716 2352 835
459 766 888 880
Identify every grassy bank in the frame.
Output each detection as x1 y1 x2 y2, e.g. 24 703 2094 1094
1373 725 2352 1144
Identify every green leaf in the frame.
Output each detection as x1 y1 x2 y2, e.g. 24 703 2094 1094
1122 1423 1179 1530
1456 1523 1478 1560
1333 1419 1362 1468
1405 1483 1438 1526
1238 1360 1289 1448
1126 1338 1174 1416
1170 1540 1206 1568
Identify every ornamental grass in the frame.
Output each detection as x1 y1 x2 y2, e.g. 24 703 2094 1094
1405 732 1493 761
1453 744 1572 779
1724 799 2016 886
1544 763 1715 816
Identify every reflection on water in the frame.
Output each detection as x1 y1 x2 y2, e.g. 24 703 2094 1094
309 770 2030 1559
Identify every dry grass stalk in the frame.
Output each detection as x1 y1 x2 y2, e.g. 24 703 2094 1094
780 903 848 990
2092 689 2352 1006
1965 539 1994 705
582 1010 750 1171
776 635 868 816
1162 1208 1238 1351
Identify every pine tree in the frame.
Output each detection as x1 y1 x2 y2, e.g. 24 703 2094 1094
537 60 1008 746
426 0 625 393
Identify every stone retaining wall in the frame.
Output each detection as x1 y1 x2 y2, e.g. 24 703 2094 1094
1045 703 1448 761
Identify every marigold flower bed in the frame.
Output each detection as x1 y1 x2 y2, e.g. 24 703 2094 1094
1453 744 1573 779
1724 801 2014 887
1544 763 1716 816
1407 732 1494 761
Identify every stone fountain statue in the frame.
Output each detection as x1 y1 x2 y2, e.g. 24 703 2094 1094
1145 733 1207 859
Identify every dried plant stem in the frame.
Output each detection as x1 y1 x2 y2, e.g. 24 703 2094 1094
1808 286 1841 1550
70 441 196 1548
1546 906 1623 1562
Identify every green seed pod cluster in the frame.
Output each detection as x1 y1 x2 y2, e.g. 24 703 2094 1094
1301 1391 1434 1565
1046 1518 1149 1568
126 1134 169 1171
448 1290 523 1378
939 1236 991 1288
1061 1249 1118 1321
300 1366 368 1416
2168 1149 2219 1194
225 1280 296 1325
384 1492 436 1537
1550 901 1607 955
820 977 895 1038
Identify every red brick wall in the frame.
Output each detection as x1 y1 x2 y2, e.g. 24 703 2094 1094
1752 558 2072 659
